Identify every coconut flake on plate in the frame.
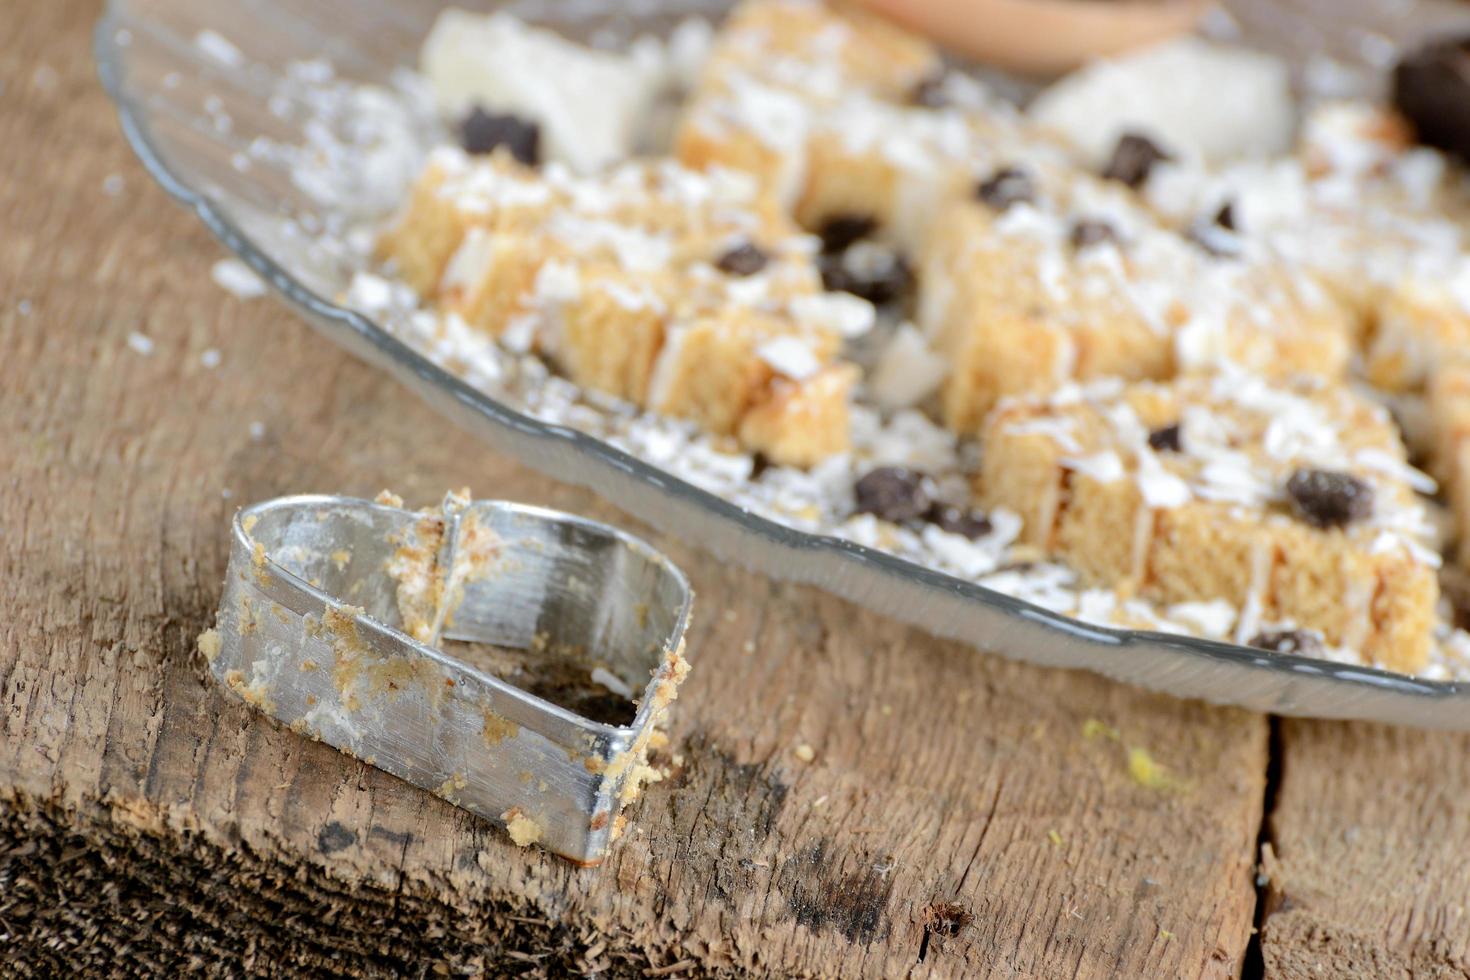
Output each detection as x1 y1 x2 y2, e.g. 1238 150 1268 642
868 323 948 409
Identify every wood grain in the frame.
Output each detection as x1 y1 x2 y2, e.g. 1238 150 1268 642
0 1 1463 977
1260 722 1470 977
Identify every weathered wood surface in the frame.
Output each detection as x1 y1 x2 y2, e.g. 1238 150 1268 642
1260 722 1470 977
0 1 1465 977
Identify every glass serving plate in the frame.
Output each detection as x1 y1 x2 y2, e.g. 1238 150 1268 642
97 0 1470 727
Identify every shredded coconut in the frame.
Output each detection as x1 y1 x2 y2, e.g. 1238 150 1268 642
211 258 268 299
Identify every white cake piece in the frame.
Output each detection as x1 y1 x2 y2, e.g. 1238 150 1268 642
421 9 662 174
1028 37 1294 166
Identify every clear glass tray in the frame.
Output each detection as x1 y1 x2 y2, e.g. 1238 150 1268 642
96 0 1470 726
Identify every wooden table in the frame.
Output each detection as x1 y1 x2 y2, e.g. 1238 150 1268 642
4 2 1470 976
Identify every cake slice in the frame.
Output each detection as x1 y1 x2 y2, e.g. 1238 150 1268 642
789 93 1057 255
676 0 1064 255
376 146 560 294
979 370 1439 671
1363 274 1470 396
379 152 867 466
919 170 1353 433
1139 102 1470 340
676 0 941 206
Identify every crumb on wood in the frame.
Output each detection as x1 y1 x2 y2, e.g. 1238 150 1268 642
1127 747 1174 790
793 743 816 764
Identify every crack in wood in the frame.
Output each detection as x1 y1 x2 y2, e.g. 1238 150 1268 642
1242 716 1283 980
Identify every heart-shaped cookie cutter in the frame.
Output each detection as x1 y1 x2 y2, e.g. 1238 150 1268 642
203 492 693 864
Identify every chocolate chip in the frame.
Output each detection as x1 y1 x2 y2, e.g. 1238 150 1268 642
1214 201 1237 231
818 214 877 255
910 72 950 109
819 247 913 306
1069 219 1119 250
854 467 930 523
1248 629 1324 657
715 242 769 277
976 167 1035 211
459 106 540 165
1392 34 1470 163
1147 423 1182 453
1102 132 1171 188
927 504 993 540
1286 469 1373 529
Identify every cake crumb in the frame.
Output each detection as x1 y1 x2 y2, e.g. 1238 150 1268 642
793 743 816 763
502 809 543 847
126 332 154 356
375 489 405 508
196 628 222 662
1127 747 1174 790
1082 718 1120 741
1047 828 1064 847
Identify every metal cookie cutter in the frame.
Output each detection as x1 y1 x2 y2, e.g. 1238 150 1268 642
201 492 693 865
